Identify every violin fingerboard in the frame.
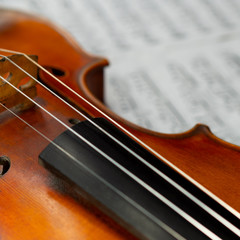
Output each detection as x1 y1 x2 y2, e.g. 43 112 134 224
39 118 239 240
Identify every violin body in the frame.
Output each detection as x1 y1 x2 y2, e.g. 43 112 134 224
0 9 239 239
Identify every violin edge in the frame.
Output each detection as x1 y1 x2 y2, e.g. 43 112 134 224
80 57 240 152
1 7 239 154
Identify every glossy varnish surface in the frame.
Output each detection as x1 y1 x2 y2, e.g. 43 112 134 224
0 9 239 239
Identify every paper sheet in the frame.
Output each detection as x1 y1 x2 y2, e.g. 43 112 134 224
1 0 240 144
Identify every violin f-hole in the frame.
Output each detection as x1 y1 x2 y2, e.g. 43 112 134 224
0 156 10 176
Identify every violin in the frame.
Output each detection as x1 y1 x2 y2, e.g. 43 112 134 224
0 9 239 240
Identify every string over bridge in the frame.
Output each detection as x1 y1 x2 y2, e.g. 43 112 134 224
0 54 38 113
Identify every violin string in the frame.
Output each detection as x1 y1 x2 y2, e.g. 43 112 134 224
0 102 185 240
0 49 238 221
0 78 221 240
0 53 239 236
0 54 239 235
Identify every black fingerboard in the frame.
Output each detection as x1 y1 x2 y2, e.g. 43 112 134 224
39 118 239 240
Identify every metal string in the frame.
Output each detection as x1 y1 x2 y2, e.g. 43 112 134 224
0 51 239 236
0 53 239 234
0 52 239 237
0 48 238 221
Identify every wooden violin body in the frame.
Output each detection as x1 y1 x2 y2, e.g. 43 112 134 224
0 9 239 239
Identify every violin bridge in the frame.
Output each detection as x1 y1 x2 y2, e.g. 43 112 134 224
0 54 38 113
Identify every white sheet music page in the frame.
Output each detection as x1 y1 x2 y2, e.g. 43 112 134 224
1 0 240 144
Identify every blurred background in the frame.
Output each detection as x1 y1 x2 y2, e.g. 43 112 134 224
1 0 240 144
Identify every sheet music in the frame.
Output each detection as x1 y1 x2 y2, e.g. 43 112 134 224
1 0 240 144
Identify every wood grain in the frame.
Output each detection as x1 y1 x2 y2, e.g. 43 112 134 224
0 9 239 240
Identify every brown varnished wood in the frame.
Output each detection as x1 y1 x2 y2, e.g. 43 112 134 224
0 8 239 240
